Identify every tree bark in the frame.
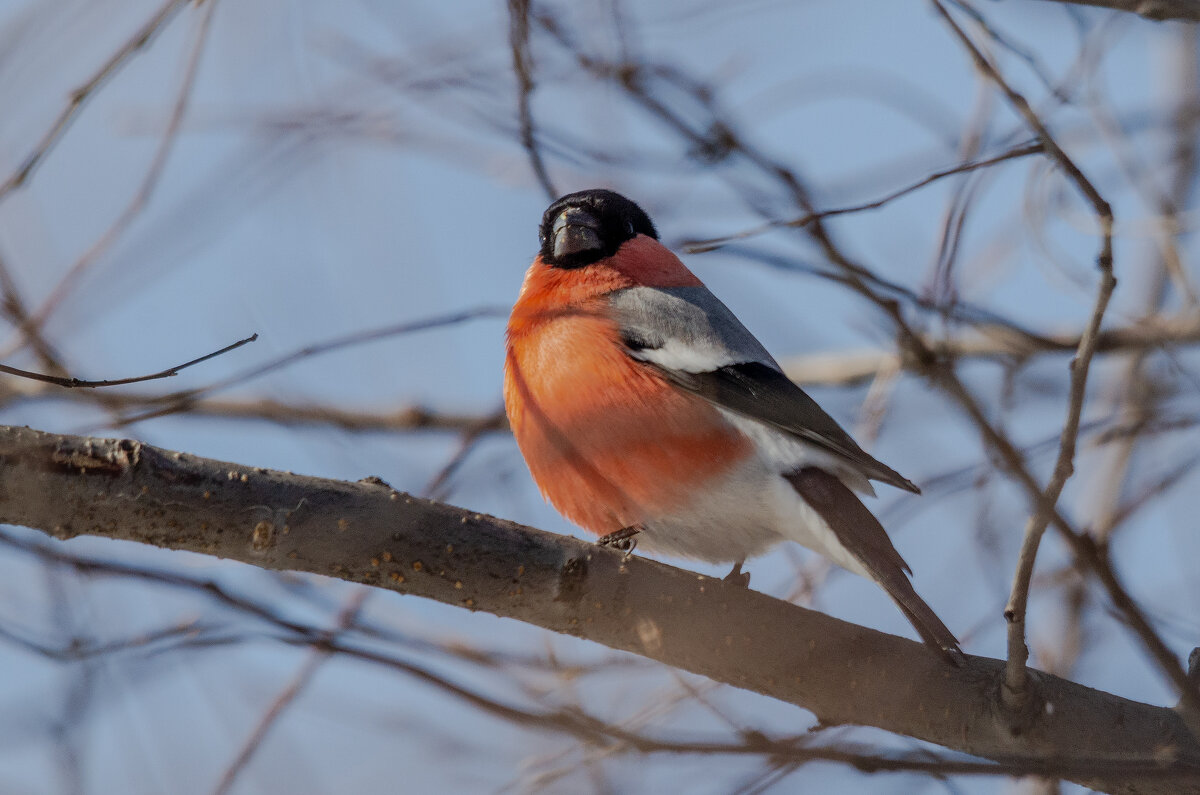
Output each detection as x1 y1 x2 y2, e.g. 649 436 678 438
0 424 1197 793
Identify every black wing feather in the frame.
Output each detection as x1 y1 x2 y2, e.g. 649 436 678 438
787 468 959 662
653 361 919 494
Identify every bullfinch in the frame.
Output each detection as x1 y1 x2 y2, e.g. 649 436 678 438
504 188 961 662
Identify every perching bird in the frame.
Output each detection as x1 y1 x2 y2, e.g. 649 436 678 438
504 188 961 662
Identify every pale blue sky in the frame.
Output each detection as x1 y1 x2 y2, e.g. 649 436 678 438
0 1 1195 792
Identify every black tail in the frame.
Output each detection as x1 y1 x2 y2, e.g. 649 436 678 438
885 574 964 666
786 468 963 665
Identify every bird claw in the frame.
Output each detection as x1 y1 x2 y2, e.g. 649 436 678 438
723 560 751 588
597 526 641 561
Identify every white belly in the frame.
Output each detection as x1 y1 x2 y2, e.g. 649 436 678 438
636 446 871 579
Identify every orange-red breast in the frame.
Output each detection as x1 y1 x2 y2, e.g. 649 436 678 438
504 189 960 662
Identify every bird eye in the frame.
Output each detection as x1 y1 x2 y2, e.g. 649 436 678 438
626 220 635 235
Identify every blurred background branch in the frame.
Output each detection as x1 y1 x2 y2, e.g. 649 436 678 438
1 0 1198 792
1034 0 1200 22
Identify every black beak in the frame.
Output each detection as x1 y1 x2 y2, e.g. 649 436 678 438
551 207 603 259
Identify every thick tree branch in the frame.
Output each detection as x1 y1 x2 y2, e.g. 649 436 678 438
0 426 1197 794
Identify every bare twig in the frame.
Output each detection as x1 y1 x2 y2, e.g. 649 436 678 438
1085 25 1200 548
280 634 1200 784
0 0 193 204
930 0 1120 717
1101 451 1200 533
0 333 257 389
106 306 506 426
0 386 508 434
775 311 1200 386
1033 0 1200 22
947 0 1075 103
0 255 69 378
212 589 368 795
930 364 1200 732
926 76 991 309
682 141 1045 254
6 311 1200 429
424 406 508 500
508 0 557 200
9 0 219 351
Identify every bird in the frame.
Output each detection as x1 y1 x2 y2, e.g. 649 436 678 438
503 188 961 663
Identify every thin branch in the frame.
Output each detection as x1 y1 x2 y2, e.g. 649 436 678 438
6 311 1200 427
1033 0 1200 22
1085 25 1200 546
0 254 70 379
10 0 219 350
212 589 368 795
930 0 1120 720
508 0 557 200
1102 451 1200 534
947 0 1075 103
928 361 1200 737
424 406 508 500
774 311 1200 387
295 632 1200 784
0 387 507 433
0 0 193 204
0 333 257 389
106 306 506 426
0 526 655 682
682 141 1045 254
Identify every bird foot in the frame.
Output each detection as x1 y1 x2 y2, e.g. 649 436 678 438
597 525 641 561
723 560 751 588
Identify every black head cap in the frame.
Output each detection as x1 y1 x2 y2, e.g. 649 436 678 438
538 189 658 269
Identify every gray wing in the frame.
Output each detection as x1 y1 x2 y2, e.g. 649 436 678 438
609 285 777 372
609 286 919 494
